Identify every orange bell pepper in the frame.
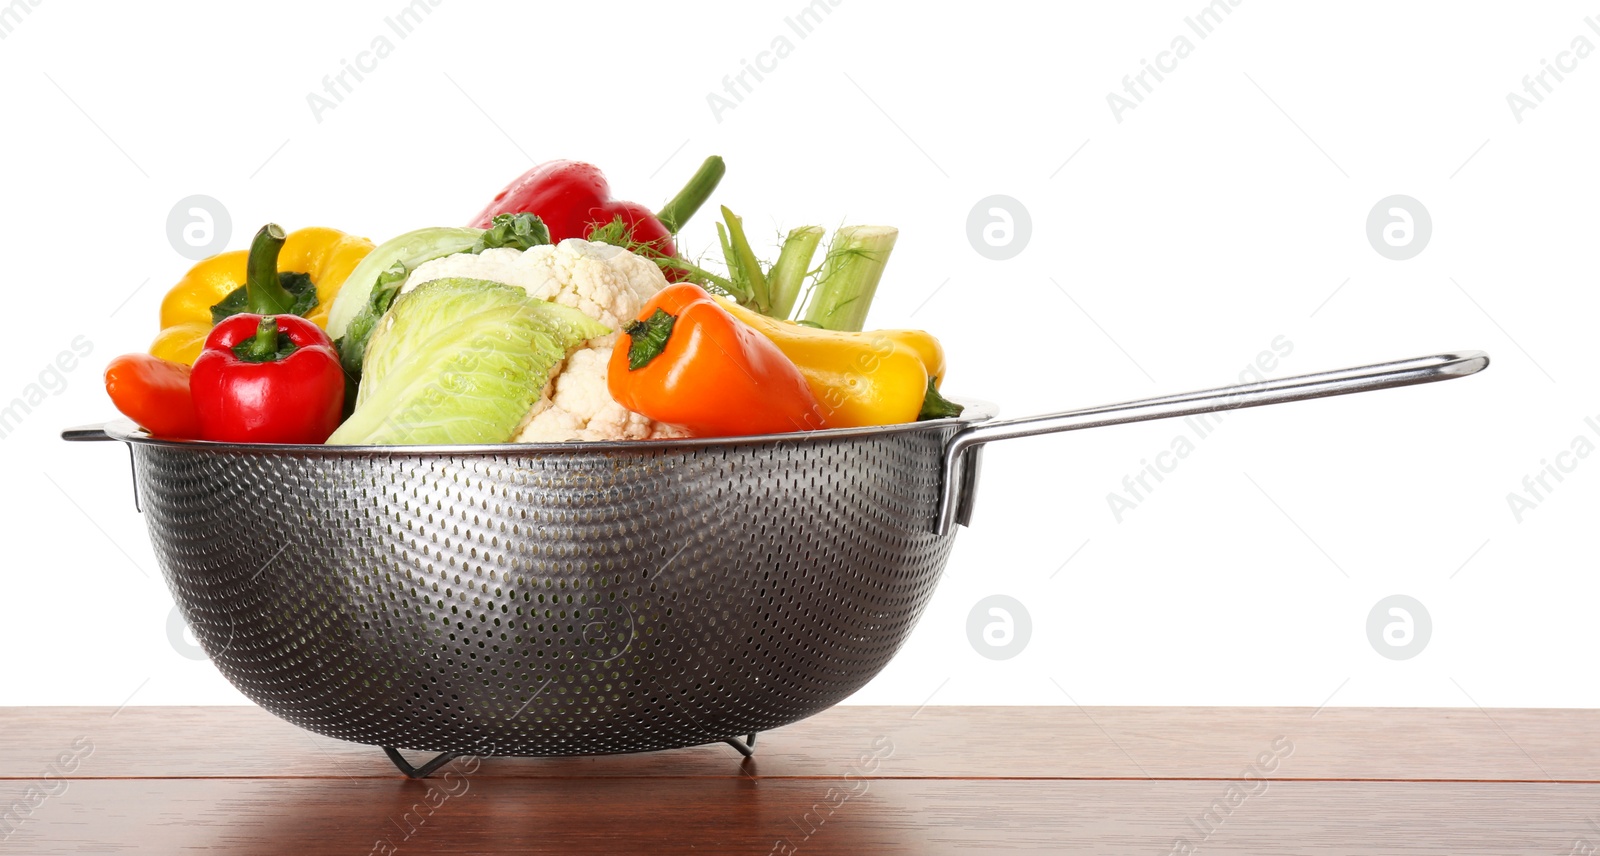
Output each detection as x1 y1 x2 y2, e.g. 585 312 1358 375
104 353 201 439
608 283 827 437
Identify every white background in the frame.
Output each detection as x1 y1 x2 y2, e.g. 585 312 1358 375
2 0 1594 710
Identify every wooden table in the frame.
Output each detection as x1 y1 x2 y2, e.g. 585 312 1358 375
2 705 1596 853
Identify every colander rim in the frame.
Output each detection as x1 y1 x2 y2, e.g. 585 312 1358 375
99 397 999 455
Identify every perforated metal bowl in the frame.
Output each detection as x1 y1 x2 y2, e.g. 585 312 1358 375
64 351 1487 773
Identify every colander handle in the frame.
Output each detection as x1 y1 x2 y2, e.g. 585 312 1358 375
60 423 143 512
935 350 1490 534
61 423 115 442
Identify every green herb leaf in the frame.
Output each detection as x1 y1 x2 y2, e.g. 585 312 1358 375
586 215 635 248
473 213 551 253
624 308 676 371
661 259 737 296
210 271 317 325
587 216 674 259
589 217 739 296
917 377 965 421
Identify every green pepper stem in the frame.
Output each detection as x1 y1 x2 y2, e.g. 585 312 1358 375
245 224 297 315
241 315 280 361
918 377 965 420
656 156 726 234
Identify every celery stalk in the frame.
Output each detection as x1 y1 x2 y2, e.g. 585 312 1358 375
799 226 898 332
767 226 825 321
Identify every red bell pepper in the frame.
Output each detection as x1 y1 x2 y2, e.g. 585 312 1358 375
469 156 725 278
190 313 345 444
188 224 346 444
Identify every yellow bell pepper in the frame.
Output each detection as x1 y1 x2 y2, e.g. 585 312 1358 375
718 297 954 427
151 226 373 365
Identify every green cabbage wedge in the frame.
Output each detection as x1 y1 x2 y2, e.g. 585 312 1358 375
326 278 608 446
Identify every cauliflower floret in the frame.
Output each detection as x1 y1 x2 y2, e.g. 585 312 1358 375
517 348 689 442
401 239 685 442
404 239 661 343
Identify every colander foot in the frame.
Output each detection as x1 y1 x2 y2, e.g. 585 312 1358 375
723 732 758 757
382 747 463 779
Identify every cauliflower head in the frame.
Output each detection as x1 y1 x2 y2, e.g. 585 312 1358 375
402 239 687 442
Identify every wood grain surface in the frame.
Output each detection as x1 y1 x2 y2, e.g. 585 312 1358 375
2 705 1595 854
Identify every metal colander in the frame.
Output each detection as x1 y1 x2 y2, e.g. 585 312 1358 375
64 351 1487 775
